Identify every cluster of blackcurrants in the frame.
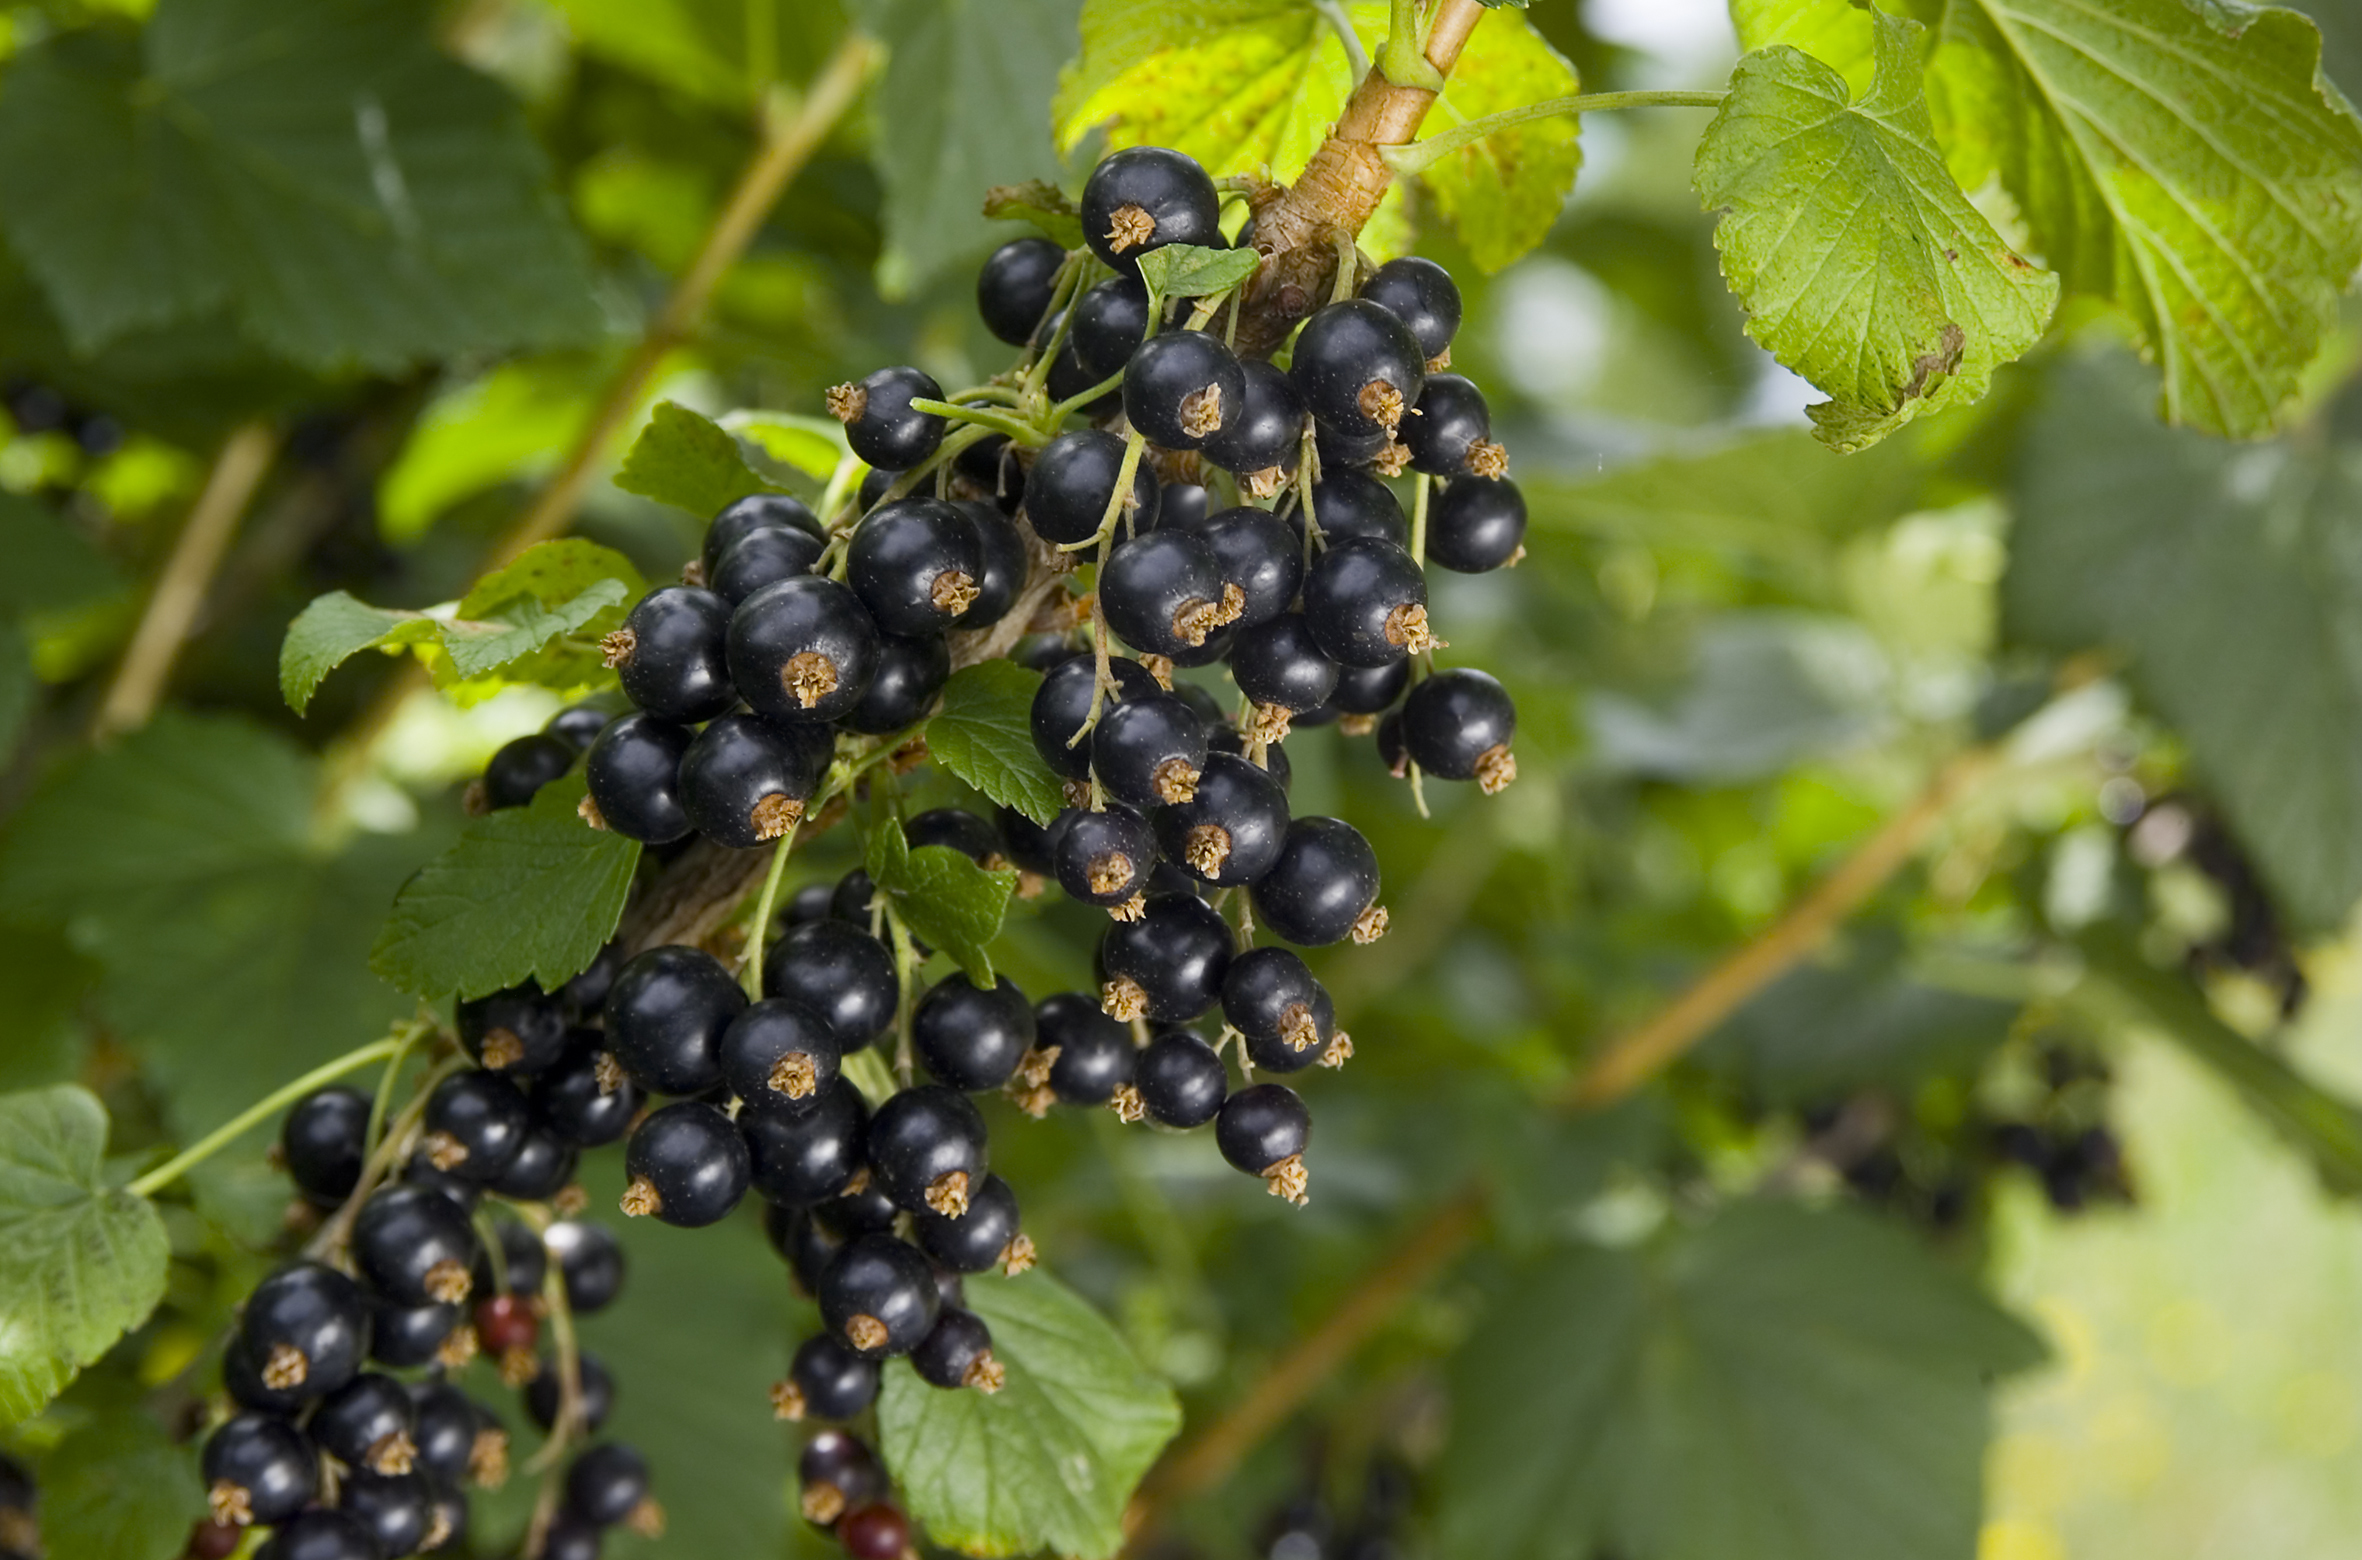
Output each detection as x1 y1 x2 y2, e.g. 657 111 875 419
194 979 647 1560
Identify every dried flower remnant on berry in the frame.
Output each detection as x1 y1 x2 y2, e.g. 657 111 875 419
1351 906 1389 945
784 651 840 708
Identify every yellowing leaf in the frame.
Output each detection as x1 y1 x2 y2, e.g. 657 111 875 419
1411 6 1580 272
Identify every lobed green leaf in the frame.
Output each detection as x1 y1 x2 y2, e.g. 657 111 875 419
1410 6 1582 273
927 661 1066 825
983 180 1089 249
890 846 1019 987
1135 242 1260 305
37 1409 203 1560
614 400 788 520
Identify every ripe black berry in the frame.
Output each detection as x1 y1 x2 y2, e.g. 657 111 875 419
526 1351 615 1435
777 1332 881 1421
721 996 842 1104
353 1186 480 1306
1217 1083 1312 1203
339 1470 433 1559
1153 751 1290 887
1160 481 1211 532
399 1150 482 1212
997 803 1068 875
866 1084 989 1216
1316 417 1395 472
679 712 832 848
1129 1028 1226 1128
605 945 745 1095
281 1086 369 1207
1427 475 1527 573
798 1431 886 1528
408 1381 484 1485
728 575 883 724
840 632 950 734
742 1077 868 1206
1093 689 1207 807
488 1123 577 1202
1045 327 1115 411
254 1509 376 1560
957 499 1029 628
1290 298 1426 438
819 1233 941 1356
1302 537 1434 666
1399 374 1504 478
202 1414 317 1527
1081 145 1221 274
457 983 567 1076
914 974 1036 1090
913 1307 1003 1392
711 523 825 605
911 1170 1028 1275
1251 817 1382 946
1202 359 1307 493
545 1219 627 1313
560 942 623 1018
1054 802 1157 909
311 1372 417 1477
472 1218 548 1297
238 1262 367 1401
1030 653 1160 780
905 807 1003 863
1072 276 1155 379
1165 504 1301 629
367 1298 460 1369
1358 255 1461 362
1102 530 1232 657
565 1443 652 1528
544 703 612 752
977 236 1066 345
533 1034 642 1148
1034 993 1136 1105
1330 656 1411 715
621 1101 750 1227
1099 893 1232 1022
829 366 946 471
849 498 987 635
832 867 882 926
1229 613 1340 716
1401 668 1518 791
768 1204 838 1293
763 920 900 1049
483 732 574 810
1124 330 1245 450
583 711 695 845
419 1068 529 1182
539 1511 602 1560
1026 428 1161 546
606 585 736 723
1222 947 1338 1071
705 493 825 580
1296 470 1407 548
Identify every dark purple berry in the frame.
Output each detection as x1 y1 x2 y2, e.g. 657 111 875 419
742 1077 868 1206
545 1219 627 1313
1217 1083 1311 1199
1026 429 1160 546
1330 656 1411 715
534 1032 642 1148
721 996 842 1105
978 236 1066 345
409 1381 484 1484
830 366 946 471
1092 689 1207 808
526 1351 614 1435
1302 537 1432 667
1399 374 1502 478
583 711 694 844
1124 330 1245 450
819 1233 941 1356
1099 893 1232 1023
353 1186 480 1306
1132 1028 1226 1128
1101 530 1230 658
705 493 825 580
487 1122 577 1201
544 703 612 752
368 1298 460 1369
238 1262 367 1400
912 1308 1001 1391
483 732 574 810
254 1509 376 1560
780 1332 882 1421
679 712 832 848
1054 803 1157 909
1072 276 1155 379
1030 653 1160 780
905 807 1003 863
1427 475 1527 573
914 974 1036 1091
1202 358 1307 490
711 523 825 606
1229 613 1339 714
849 497 988 636
1154 751 1289 887
1358 255 1461 361
622 1101 750 1227
1163 504 1300 628
340 1470 432 1559
1251 816 1381 946
763 920 899 1049
865 1085 989 1217
911 1171 1026 1274
310 1372 416 1477
419 1069 529 1183
202 1414 317 1527
608 586 736 723
840 632 950 734
1081 146 1221 274
1401 668 1517 790
1223 947 1338 1071
1035 993 1135 1105
565 1443 651 1528
798 1431 886 1527
728 575 883 724
1290 298 1426 439
956 499 1029 628
605 945 746 1096
281 1086 369 1208
1295 470 1407 548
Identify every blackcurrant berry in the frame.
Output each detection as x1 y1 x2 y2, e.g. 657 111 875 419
533 1033 642 1148
1092 689 1207 807
828 366 946 471
544 703 612 752
238 1262 367 1401
539 1510 603 1560
1290 298 1426 439
956 499 1029 628
1358 254 1461 362
475 1292 540 1359
776 1332 881 1421
1330 656 1410 715
1124 330 1245 450
855 465 898 514
905 807 1003 864
832 867 882 927
1316 417 1395 472
679 712 832 848
605 585 736 723
1129 1028 1226 1128
419 1068 530 1183
720 996 841 1104
254 1509 376 1560
281 1086 369 1208
1217 1083 1311 1202
1054 802 1157 909
368 1298 460 1369
408 1381 485 1485
1030 653 1160 780
997 804 1068 876
767 1203 837 1293
1251 816 1382 946
1073 275 1155 379
785 879 838 926
604 945 745 1095
1202 359 1307 494
819 1233 941 1356
742 1077 868 1206
424 1478 470 1553
1222 947 1338 1071
311 1371 418 1476
1153 751 1289 887
711 523 826 606
487 1123 578 1202
472 1217 549 1298
840 1503 914 1560
913 1307 1004 1392
909 1171 1026 1276
728 575 883 724
977 236 1066 345
482 732 574 810
621 1101 750 1227
1159 481 1211 532
1427 475 1527 573
223 1333 309 1416
1081 146 1221 274
1401 667 1517 791
339 1470 432 1559
559 942 623 1018
705 493 825 580
865 1084 989 1217
1399 374 1504 478
849 497 986 635
840 632 951 734
1229 613 1340 716
457 984 568 1075
565 1443 652 1528
955 438 1028 516
1045 327 1115 411
526 1351 614 1435
353 1186 480 1306
912 973 1036 1091
798 1431 886 1528
1295 470 1407 549
1034 994 1136 1105
817 1178 904 1241
1026 428 1161 546
1302 537 1433 666
582 712 694 845
1102 530 1234 657
1099 893 1232 1023
1163 504 1301 629
544 1219 627 1314
202 1414 317 1527
763 920 900 1049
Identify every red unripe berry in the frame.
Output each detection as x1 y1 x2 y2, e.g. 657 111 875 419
473 1294 540 1355
838 1502 912 1559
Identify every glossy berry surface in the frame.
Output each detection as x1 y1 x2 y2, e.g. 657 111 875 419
1302 537 1430 668
238 1262 366 1399
605 944 745 1096
912 1307 997 1391
976 235 1065 345
957 499 1028 627
1400 373 1500 477
1072 275 1154 379
1290 298 1426 439
1101 530 1228 658
281 1086 369 1207
742 1077 869 1206
483 731 574 810
534 1035 642 1148
1154 750 1290 887
545 1219 627 1313
783 1332 881 1421
1251 816 1381 946
368 1297 460 1369
840 1503 914 1560
905 807 1002 863
544 703 612 752
1035 994 1136 1105
705 492 825 579
798 1431 886 1525
1358 254 1461 361
311 1372 416 1476
866 1084 989 1216
1218 1083 1312 1173
1229 613 1340 715
1315 417 1395 472
583 712 695 845
1100 893 1232 1022
841 632 951 735
1168 504 1301 629
728 575 883 724
339 1471 432 1558
849 497 987 635
611 585 736 723
1298 470 1407 548
679 712 831 848
472 1218 548 1298
1026 428 1160 546
763 920 900 1049
1202 358 1307 488
1223 946 1336 1070
455 984 567 1077
1428 475 1526 574
1133 1029 1227 1128
202 1413 317 1526
1030 653 1159 780
1054 803 1158 908
1123 329 1245 450
487 1124 577 1201
1092 690 1207 808
819 1233 942 1356
1080 145 1221 274
711 523 825 606
830 365 945 471
912 1171 1024 1274
527 1351 615 1434
1401 668 1517 785
254 1509 377 1560
474 1291 539 1356
913 974 1036 1091
353 1186 480 1305
420 1068 529 1182
408 1381 483 1483
539 1511 603 1560
565 1443 651 1527
721 996 842 1104
623 1101 751 1227
1329 656 1412 716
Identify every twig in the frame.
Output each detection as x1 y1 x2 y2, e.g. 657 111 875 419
92 420 279 739
126 1034 402 1198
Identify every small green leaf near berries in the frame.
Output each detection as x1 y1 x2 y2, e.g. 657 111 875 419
1134 242 1260 304
615 400 791 519
887 845 1017 987
982 180 1089 249
927 661 1066 825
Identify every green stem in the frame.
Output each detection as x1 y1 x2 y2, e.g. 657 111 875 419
129 1036 405 1198
1383 89 1728 176
1312 0 1369 78
740 822 803 1000
365 1020 435 1153
1376 0 1443 90
1046 368 1125 425
1063 430 1148 553
884 903 921 1088
1409 472 1431 568
907 399 1044 447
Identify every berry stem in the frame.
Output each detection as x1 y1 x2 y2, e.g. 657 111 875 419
1075 530 1121 749
1408 472 1430 568
905 399 1044 447
521 1229 586 1557
738 820 804 1001
1375 0 1444 91
126 1033 408 1198
1045 367 1126 424
884 903 921 1089
1018 251 1091 396
1380 90 1730 177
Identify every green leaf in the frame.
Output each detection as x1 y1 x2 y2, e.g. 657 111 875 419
982 179 1088 249
0 1086 169 1425
1730 0 1947 98
0 492 120 617
614 401 789 521
878 1268 1183 1559
1927 0 2362 437
863 0 1083 297
546 0 837 109
2003 348 2362 932
927 662 1067 825
1135 243 1261 306
0 927 97 1094
376 357 601 544
278 592 441 714
371 775 641 1002
721 410 850 486
1435 1200 2045 1560
38 1409 204 1560
888 846 1018 986
1411 6 1582 272
1694 10 2058 450
0 0 600 372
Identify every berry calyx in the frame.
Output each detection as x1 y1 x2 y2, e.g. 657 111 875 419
721 996 844 1103
1080 145 1221 274
1152 750 1291 887
1099 893 1232 1023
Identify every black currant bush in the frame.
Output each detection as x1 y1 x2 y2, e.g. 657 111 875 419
3 1 2362 1559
